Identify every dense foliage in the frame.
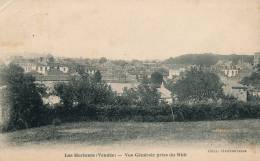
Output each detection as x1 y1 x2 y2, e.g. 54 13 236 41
150 71 163 86
164 53 253 66
0 64 45 131
170 67 224 102
54 73 115 108
115 80 161 106
164 53 219 66
42 102 260 124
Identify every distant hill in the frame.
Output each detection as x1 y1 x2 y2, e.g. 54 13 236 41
164 53 254 66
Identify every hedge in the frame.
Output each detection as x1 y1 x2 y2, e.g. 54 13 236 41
41 102 260 124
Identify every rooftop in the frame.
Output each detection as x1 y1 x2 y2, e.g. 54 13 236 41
108 83 138 94
35 75 71 82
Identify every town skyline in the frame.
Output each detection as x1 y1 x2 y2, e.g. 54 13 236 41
1 51 260 61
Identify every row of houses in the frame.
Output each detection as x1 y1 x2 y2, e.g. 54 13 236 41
4 52 260 105
11 55 70 75
219 53 260 102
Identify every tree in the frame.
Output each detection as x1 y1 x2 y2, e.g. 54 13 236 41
99 57 107 64
118 80 161 106
164 54 253 66
75 64 87 76
0 64 44 131
164 53 219 66
151 71 163 86
115 87 139 105
46 55 55 69
93 70 102 82
171 67 224 102
47 55 55 63
112 60 128 68
241 66 260 87
55 72 115 108
137 82 161 106
54 82 75 108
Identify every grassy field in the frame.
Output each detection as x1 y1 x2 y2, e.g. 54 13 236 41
1 119 260 147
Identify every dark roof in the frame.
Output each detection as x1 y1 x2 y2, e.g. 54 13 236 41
35 75 71 82
47 69 64 75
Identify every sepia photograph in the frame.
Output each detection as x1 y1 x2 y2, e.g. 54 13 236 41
0 0 260 160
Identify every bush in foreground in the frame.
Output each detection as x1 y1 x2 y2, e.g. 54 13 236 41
44 102 260 124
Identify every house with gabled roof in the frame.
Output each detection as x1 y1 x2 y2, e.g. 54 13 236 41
158 82 173 104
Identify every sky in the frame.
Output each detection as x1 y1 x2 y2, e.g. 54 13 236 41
0 0 260 60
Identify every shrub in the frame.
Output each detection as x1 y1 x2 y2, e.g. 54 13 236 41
52 118 61 126
40 102 260 126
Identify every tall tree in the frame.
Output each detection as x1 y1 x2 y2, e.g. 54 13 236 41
75 64 87 76
164 53 219 66
151 71 163 86
93 70 102 82
171 67 224 102
137 82 161 106
0 64 44 131
55 72 115 107
99 57 107 64
119 80 161 106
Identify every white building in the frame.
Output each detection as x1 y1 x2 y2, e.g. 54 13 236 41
158 83 173 104
230 86 248 102
59 66 69 73
35 70 71 106
20 62 37 73
12 56 71 75
222 77 248 102
42 96 61 106
36 65 50 75
108 83 138 95
223 69 239 77
168 68 185 79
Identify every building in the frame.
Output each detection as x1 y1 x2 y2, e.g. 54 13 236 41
254 52 260 66
85 66 97 75
230 86 248 102
0 85 10 128
223 69 239 77
108 83 138 96
58 66 69 73
221 65 240 78
35 69 71 91
12 55 70 75
221 76 248 102
99 61 137 83
36 63 50 75
34 69 72 106
245 85 260 101
158 83 173 104
168 68 186 79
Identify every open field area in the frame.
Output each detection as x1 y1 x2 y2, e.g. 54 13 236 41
1 119 260 161
1 119 260 147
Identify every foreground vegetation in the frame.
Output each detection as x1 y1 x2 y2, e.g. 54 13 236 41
40 102 260 125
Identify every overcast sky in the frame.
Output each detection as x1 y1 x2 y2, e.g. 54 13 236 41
0 0 260 60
